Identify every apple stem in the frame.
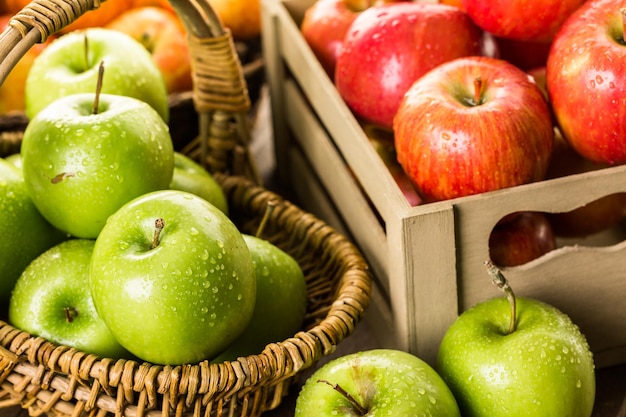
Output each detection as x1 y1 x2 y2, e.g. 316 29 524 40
484 260 517 334
84 34 89 71
152 218 165 249
317 379 367 416
64 307 77 323
473 77 483 105
93 61 105 115
255 199 278 238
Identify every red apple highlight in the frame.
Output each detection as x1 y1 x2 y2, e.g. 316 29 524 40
394 56 554 202
335 2 483 130
547 0 626 165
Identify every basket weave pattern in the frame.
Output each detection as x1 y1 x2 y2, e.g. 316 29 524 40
0 0 372 416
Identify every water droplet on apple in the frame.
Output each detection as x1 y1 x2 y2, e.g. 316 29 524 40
201 307 208 314
576 380 582 388
212 287 219 294
237 294 243 301
76 129 85 137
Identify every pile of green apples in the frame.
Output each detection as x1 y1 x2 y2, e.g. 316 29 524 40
0 27 307 366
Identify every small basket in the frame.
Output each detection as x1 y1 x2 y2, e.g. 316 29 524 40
0 1 373 416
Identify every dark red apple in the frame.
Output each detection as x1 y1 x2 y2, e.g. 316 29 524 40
489 211 557 267
546 131 626 237
547 0 626 165
463 0 585 42
494 36 553 71
335 2 483 130
393 56 554 202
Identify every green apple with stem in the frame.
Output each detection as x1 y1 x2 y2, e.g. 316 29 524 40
295 348 461 416
89 189 256 365
25 27 169 122
212 201 307 362
21 62 174 239
170 152 229 215
0 158 67 302
436 261 595 417
9 239 129 359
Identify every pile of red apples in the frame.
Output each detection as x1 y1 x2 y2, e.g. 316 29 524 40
301 0 626 267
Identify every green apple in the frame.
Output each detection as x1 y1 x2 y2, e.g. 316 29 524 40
8 239 129 359
212 234 307 362
4 153 22 171
0 158 66 302
295 349 461 417
170 152 228 215
89 189 256 365
25 27 169 122
436 263 595 417
21 92 174 239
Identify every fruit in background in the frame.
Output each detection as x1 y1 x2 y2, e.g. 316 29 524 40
437 262 595 417
364 125 422 206
494 36 553 71
208 0 262 40
2 0 31 14
105 6 193 94
300 0 364 78
295 349 461 417
130 0 176 13
0 15 50 114
90 190 256 365
9 239 129 359
463 0 585 42
335 2 483 130
21 92 174 239
58 0 132 34
170 151 228 215
546 133 626 237
4 152 22 171
438 0 465 11
0 158 67 302
212 234 307 362
25 28 169 122
527 66 548 100
547 0 626 165
489 211 556 267
394 56 554 202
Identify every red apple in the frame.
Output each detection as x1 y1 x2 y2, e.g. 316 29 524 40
546 132 626 237
489 211 557 267
438 0 465 11
394 56 554 202
105 7 192 94
300 0 367 78
494 37 553 71
463 0 585 42
363 125 422 206
335 2 483 130
547 0 626 165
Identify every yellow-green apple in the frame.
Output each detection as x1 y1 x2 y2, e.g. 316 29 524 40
394 56 554 202
463 0 585 42
295 349 461 417
25 28 169 122
335 2 483 130
89 189 256 365
437 262 595 417
9 239 129 359
4 152 22 171
547 0 626 165
0 158 66 302
489 211 556 267
208 0 262 40
20 92 174 239
105 6 193 94
212 234 307 362
170 152 228 215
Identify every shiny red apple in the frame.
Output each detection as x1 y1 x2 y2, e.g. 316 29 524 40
489 211 557 267
335 2 483 130
394 56 554 202
463 0 585 42
547 0 626 165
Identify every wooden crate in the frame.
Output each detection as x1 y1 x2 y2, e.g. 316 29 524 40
260 0 626 368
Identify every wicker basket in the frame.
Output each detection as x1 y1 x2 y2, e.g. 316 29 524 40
0 1 372 416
